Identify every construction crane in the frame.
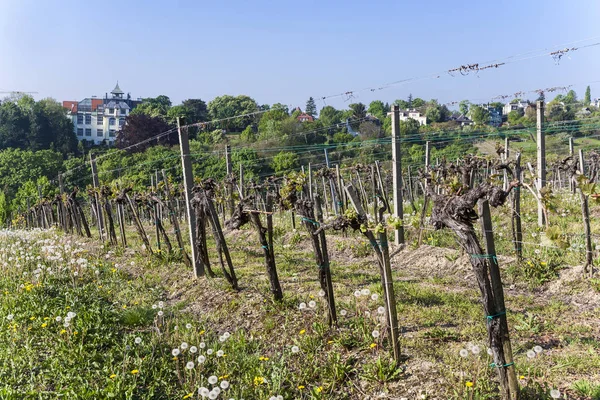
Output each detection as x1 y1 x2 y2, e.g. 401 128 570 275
0 91 38 95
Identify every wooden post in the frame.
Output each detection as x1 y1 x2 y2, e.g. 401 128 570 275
177 117 203 277
239 163 244 199
536 100 545 227
569 137 574 156
162 169 191 268
89 153 105 240
225 144 234 217
336 164 343 212
503 137 510 191
390 105 404 245
579 149 585 175
308 163 313 199
479 200 519 399
513 153 523 260
58 174 67 232
425 141 431 172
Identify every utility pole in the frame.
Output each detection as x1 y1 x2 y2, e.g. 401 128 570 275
536 100 545 227
177 118 203 277
390 105 404 245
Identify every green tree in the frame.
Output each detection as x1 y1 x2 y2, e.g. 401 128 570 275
182 99 208 122
207 95 258 132
318 106 341 128
459 100 470 116
563 90 577 104
130 96 172 119
0 191 8 226
367 100 388 120
584 86 591 106
0 101 29 149
232 148 260 178
507 110 524 125
412 98 425 108
305 97 317 117
240 125 256 142
349 103 367 120
469 105 489 125
271 151 299 173
394 99 409 109
407 93 413 108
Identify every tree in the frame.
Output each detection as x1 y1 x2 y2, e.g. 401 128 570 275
240 125 256 142
459 100 470 116
318 106 341 130
182 99 209 122
207 95 258 132
469 105 489 125
407 93 413 108
507 110 523 125
394 99 409 109
564 90 577 104
426 106 441 123
166 105 193 125
305 97 317 117
0 101 29 149
412 98 425 108
368 100 388 120
130 95 172 119
115 114 175 152
349 103 367 120
272 103 289 115
358 121 381 140
38 98 78 155
271 151 299 173
584 86 591 106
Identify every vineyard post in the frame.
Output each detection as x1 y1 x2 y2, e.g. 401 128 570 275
336 165 344 212
151 174 161 251
324 148 338 215
226 144 234 217
239 164 244 199
513 153 523 259
371 165 378 223
503 137 510 191
58 174 67 232
479 200 519 399
569 138 575 193
26 198 30 229
425 141 431 174
390 105 405 245
177 117 203 278
89 153 105 241
308 163 313 199
536 100 546 227
37 185 47 229
162 170 191 268
579 149 585 175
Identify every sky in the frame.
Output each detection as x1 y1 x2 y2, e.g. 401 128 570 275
1 0 599 111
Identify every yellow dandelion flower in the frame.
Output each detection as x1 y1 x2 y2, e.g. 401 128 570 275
519 375 525 379
41 323 47 328
219 375 229 379
73 331 78 335
370 343 377 348
316 386 323 393
299 329 306 335
30 316 36 320
122 305 127 309
109 374 117 379
43 317 49 321
253 376 265 386
183 393 193 399
327 340 333 344
131 369 139 375
465 381 474 387
259 356 269 361
199 330 205 335
111 268 117 273
60 329 67 334
298 385 305 390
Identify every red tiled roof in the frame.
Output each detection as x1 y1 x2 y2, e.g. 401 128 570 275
297 113 314 122
92 98 103 111
62 101 77 113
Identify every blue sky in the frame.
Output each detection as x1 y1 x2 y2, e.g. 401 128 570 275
1 0 599 110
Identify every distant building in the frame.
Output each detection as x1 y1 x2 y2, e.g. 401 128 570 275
63 83 142 145
449 113 473 126
399 109 427 125
593 98 600 108
297 113 314 122
503 100 531 116
484 105 503 127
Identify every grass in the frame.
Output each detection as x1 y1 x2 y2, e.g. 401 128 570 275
1 186 599 398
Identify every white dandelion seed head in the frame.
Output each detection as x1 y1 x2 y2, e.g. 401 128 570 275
308 300 316 308
220 380 229 389
223 332 230 339
199 342 206 349
157 311 164 317
299 302 307 310
532 232 537 238
186 361 195 369
534 249 541 255
471 345 481 355
361 288 371 296
190 346 198 353
186 323 192 329
67 312 76 318
158 301 164 309
197 355 206 363
354 290 361 297
365 311 371 317
217 350 224 357
527 350 536 359
212 387 221 395
135 337 142 344
63 321 70 328
550 389 560 399
459 349 469 358
340 309 347 316
466 342 474 350
291 345 300 353
208 392 217 400
6 314 14 321
152 304 157 309
172 348 180 357
180 342 188 350
206 349 213 355
55 316 62 322
371 293 379 301
377 306 385 315
199 387 210 397
318 290 325 297
277 396 283 400
208 375 218 384
533 345 543 353
371 330 380 338
219 336 226 342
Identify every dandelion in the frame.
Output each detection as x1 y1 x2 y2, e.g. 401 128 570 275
534 249 541 255
183 393 193 399
186 323 192 329
308 300 316 308
190 346 198 353
60 329 67 334
531 232 537 238
377 306 385 315
316 386 323 393
158 301 164 309
471 345 481 355
299 302 307 310
299 329 306 335
459 349 469 358
527 350 536 358
109 373 117 379
318 290 325 297
370 343 377 349
6 314 14 321
41 323 47 328
219 335 226 342
207 349 214 355
217 350 224 357
197 355 206 363
253 376 265 386
220 380 229 389
372 330 380 338
67 311 76 318
212 387 221 395
131 369 139 375
298 385 305 389
152 304 157 309
371 293 379 301
180 342 188 350
340 309 347 316
199 387 210 397
172 348 180 357
550 389 560 399
223 332 230 339
291 346 300 353
157 311 164 317
519 375 525 379
186 361 195 370
533 345 543 353
465 381 474 387
199 342 206 349
135 337 142 344
361 288 371 296
354 290 361 297
276 396 283 400
208 375 218 384
208 392 217 400
63 322 70 328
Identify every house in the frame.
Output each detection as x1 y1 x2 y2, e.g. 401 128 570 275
399 109 427 125
63 83 142 145
593 98 600 108
503 100 531 116
484 105 503 127
297 113 314 122
450 113 473 126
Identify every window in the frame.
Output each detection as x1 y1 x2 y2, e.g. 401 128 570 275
109 118 115 126
85 114 91 124
108 108 114 114
77 114 83 124
119 118 125 127
97 115 103 125
97 129 104 137
120 108 127 115
77 128 83 136
109 130 116 138
85 128 92 136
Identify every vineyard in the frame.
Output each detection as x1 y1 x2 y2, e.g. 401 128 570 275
2 106 600 399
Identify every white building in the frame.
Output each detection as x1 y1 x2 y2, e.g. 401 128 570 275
63 83 141 145
503 100 531 116
399 109 427 125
